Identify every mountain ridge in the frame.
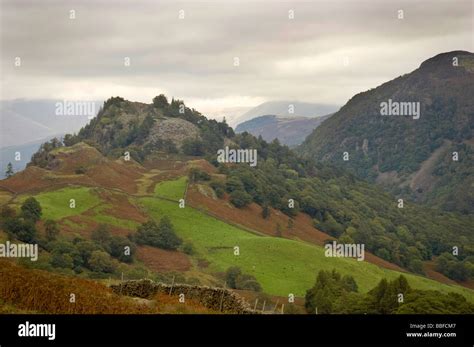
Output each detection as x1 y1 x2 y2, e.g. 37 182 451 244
298 50 474 214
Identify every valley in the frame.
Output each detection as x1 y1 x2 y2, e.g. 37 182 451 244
1 141 473 312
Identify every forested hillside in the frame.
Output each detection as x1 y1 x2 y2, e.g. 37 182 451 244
298 51 474 214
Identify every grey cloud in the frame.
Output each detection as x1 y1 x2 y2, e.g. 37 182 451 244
1 0 472 115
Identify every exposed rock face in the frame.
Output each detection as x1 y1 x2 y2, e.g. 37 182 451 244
110 279 257 314
148 118 200 148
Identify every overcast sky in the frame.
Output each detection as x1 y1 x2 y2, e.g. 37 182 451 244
1 0 472 120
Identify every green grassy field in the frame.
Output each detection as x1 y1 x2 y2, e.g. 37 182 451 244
153 176 187 201
20 187 101 220
140 196 474 301
86 203 140 230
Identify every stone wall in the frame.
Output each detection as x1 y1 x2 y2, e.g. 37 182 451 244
110 279 257 314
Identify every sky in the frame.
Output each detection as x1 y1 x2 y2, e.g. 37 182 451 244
1 0 473 121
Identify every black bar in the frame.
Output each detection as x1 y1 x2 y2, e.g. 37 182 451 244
0 314 472 346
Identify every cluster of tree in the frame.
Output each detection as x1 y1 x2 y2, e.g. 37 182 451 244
305 270 473 314
1 198 43 243
55 95 234 162
131 217 182 250
45 224 135 275
424 142 474 214
188 168 211 183
224 266 262 292
435 252 474 281
29 138 64 168
298 75 474 216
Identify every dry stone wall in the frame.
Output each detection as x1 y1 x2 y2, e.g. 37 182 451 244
110 279 257 314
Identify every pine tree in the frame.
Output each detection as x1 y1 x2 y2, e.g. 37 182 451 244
5 162 13 178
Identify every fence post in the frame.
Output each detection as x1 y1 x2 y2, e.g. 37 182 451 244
219 282 226 312
169 276 175 296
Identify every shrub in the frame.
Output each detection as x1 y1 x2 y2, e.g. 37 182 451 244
181 139 206 156
109 235 136 263
4 217 37 243
152 94 169 108
225 266 242 289
21 197 42 223
210 180 225 198
181 242 195 255
262 205 270 219
91 224 112 253
225 266 262 292
44 219 60 241
229 189 252 208
189 168 211 182
75 166 87 174
134 217 182 250
88 250 117 273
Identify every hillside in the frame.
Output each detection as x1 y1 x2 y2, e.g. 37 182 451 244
235 114 332 147
1 147 473 302
1 93 473 314
0 260 217 314
298 51 474 214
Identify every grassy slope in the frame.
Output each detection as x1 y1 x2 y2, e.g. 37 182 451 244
22 187 100 220
11 178 474 301
140 196 474 300
154 176 188 201
16 187 139 230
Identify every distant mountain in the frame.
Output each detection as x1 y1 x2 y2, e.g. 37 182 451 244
235 114 332 147
233 101 338 127
0 99 102 148
298 51 474 214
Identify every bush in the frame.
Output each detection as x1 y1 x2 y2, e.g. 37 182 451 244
109 235 136 263
49 241 83 270
88 250 117 273
134 217 182 250
44 219 60 241
4 218 37 243
225 266 262 292
50 253 74 269
235 274 262 292
152 94 169 108
181 242 195 255
210 180 225 198
91 225 112 253
225 266 242 288
189 168 211 182
229 189 252 208
75 166 87 174
181 139 206 156
262 205 270 219
75 240 101 267
21 197 42 223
